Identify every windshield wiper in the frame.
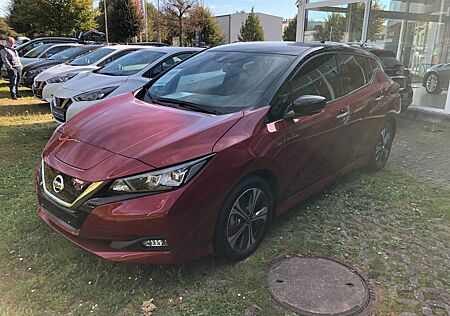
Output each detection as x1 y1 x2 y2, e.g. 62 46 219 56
154 97 220 115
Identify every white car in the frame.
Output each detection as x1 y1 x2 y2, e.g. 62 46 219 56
51 47 201 124
33 45 146 102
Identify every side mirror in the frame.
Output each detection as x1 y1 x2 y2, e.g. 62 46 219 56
291 95 327 116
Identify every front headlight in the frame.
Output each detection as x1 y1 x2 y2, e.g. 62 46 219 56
110 154 214 193
47 73 77 84
28 67 50 76
73 86 118 102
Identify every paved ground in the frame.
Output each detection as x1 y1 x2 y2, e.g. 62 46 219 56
389 117 450 187
376 117 450 315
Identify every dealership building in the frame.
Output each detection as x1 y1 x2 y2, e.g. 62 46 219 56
295 0 450 114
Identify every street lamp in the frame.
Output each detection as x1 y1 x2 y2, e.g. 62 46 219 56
104 0 109 44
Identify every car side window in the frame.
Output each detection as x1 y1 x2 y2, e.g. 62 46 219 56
270 53 342 120
290 53 342 102
143 53 193 79
44 46 70 58
341 54 367 93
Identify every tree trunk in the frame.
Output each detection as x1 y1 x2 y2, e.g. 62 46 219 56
179 14 183 47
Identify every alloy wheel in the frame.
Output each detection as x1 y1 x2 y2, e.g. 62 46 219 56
426 74 438 93
226 188 268 252
375 128 392 165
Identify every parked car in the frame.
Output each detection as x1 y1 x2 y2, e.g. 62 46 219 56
35 42 400 264
21 45 102 89
355 45 413 109
14 37 83 57
423 64 450 94
14 36 30 47
34 45 146 102
50 46 201 123
1 43 79 80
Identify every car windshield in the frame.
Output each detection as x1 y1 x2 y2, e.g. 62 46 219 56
49 46 92 61
379 56 403 69
23 44 52 58
145 51 294 114
69 47 114 66
98 50 164 76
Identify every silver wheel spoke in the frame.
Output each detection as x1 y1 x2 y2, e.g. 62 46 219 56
252 206 268 222
246 224 255 249
248 188 261 215
231 199 249 220
228 223 247 249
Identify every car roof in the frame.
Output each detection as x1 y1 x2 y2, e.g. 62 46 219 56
210 41 373 56
139 46 203 53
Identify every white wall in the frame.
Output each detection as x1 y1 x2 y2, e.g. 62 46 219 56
216 12 283 44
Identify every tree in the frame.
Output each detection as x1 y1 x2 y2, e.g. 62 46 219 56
0 17 18 38
163 0 197 46
189 6 223 47
313 13 346 42
107 0 143 43
7 0 97 37
283 16 297 41
312 1 385 42
238 8 264 42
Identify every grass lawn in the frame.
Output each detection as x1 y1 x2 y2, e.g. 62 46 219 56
0 80 449 315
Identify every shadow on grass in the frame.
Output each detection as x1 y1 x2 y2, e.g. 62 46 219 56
0 102 50 116
0 87 34 99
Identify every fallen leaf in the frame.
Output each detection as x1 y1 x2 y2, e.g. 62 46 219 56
141 299 157 316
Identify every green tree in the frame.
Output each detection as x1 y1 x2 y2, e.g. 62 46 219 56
189 6 223 47
0 17 18 38
313 13 346 42
108 0 143 43
7 0 97 37
238 8 264 42
313 1 385 42
283 16 297 41
163 0 197 46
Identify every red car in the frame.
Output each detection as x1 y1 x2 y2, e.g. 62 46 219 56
35 42 400 264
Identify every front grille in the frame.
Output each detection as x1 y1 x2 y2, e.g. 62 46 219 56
392 77 406 89
33 81 46 99
42 162 91 206
51 97 72 122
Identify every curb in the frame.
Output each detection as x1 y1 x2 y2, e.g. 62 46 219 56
402 106 450 127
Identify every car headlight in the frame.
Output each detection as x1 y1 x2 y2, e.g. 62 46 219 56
28 67 50 76
110 154 214 193
47 73 77 84
73 86 118 102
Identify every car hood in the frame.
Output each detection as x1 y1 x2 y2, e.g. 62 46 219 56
60 93 244 168
24 59 63 72
55 72 128 95
21 57 41 67
35 64 97 82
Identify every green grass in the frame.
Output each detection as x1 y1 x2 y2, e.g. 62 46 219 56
0 80 449 315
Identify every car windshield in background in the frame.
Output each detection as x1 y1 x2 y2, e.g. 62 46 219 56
98 50 164 76
145 51 294 114
49 46 91 61
23 44 52 58
379 56 403 69
69 47 114 66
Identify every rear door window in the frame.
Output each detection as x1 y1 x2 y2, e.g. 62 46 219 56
341 54 366 93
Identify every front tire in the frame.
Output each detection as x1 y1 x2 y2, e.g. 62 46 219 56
367 121 395 171
425 73 442 94
214 176 273 261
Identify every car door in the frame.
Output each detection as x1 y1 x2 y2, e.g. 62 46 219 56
271 53 352 198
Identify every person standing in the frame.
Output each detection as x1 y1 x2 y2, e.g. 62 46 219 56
0 37 22 100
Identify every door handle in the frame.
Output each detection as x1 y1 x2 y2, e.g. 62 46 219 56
336 110 349 120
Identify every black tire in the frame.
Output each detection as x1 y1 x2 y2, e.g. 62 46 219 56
367 121 395 171
214 176 274 261
425 72 442 94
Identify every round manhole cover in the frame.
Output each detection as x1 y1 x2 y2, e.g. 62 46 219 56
267 256 373 316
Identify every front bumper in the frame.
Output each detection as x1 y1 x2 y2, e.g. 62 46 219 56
34 159 222 264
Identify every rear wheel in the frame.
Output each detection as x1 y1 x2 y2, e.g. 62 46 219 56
214 176 273 261
425 73 442 94
367 121 395 171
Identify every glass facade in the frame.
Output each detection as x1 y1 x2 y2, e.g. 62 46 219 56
298 0 450 112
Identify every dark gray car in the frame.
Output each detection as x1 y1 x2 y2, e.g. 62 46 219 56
423 63 450 94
